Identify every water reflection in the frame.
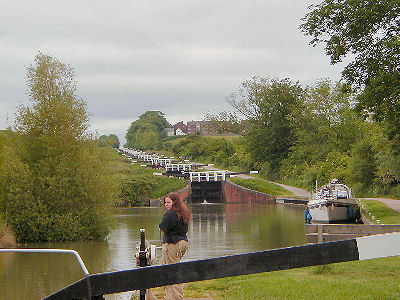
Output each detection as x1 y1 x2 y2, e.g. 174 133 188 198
0 203 305 299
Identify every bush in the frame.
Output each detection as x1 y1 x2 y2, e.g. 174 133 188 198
119 176 156 206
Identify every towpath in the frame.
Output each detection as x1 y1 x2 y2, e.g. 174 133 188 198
359 198 400 213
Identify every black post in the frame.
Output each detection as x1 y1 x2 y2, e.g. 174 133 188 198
139 229 146 300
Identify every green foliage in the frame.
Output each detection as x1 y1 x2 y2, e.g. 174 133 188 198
228 77 304 179
98 134 108 147
119 176 156 206
204 111 244 134
348 140 377 193
171 135 236 168
125 111 170 149
114 155 185 207
98 134 120 148
0 54 117 242
160 135 186 142
300 0 400 138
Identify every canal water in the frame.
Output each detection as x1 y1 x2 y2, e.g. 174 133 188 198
0 203 306 299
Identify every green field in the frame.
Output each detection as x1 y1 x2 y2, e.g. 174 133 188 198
140 257 399 300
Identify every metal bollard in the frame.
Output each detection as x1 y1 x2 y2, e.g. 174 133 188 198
135 228 162 300
139 229 147 300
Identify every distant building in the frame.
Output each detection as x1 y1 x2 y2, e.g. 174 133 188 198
173 121 187 135
165 128 174 136
166 120 218 136
187 121 215 135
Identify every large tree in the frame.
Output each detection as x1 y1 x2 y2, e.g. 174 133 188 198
98 134 120 148
0 53 117 242
228 77 304 178
300 0 399 137
125 111 170 149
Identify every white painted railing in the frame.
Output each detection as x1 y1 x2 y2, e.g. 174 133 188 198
0 248 89 276
190 171 227 182
165 163 192 172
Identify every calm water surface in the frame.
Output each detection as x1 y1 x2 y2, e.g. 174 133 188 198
0 203 306 299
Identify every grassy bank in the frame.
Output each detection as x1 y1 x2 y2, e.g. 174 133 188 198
359 199 399 225
229 177 295 197
114 151 186 205
144 257 399 299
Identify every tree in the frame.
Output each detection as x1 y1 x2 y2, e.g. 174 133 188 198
98 134 120 148
107 134 120 148
0 53 117 242
300 0 400 136
228 77 304 178
204 111 244 135
292 79 363 158
125 111 170 149
348 140 377 194
98 134 108 147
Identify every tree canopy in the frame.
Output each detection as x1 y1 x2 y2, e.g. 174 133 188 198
227 77 304 178
98 134 120 148
125 111 171 149
181 76 398 196
300 0 399 136
0 53 117 242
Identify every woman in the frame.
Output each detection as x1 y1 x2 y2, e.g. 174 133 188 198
158 192 190 300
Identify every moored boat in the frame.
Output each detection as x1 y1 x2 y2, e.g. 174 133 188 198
307 179 361 223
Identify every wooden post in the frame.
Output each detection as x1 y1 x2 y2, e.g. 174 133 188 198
318 225 323 243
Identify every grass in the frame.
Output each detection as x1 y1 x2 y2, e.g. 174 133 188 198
359 199 399 225
133 257 399 299
206 135 242 142
114 152 186 202
229 177 295 197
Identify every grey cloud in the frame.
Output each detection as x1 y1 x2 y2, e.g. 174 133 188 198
1 0 343 141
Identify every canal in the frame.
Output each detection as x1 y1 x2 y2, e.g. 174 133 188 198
0 203 306 299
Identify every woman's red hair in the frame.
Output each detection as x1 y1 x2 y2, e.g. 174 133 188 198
164 192 190 224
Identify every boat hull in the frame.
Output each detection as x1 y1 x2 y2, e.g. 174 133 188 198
308 180 360 224
308 202 359 223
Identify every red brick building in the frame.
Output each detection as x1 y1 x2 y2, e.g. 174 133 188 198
186 121 211 135
173 121 187 135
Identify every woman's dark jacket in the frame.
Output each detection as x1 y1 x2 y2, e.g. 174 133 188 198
159 210 188 244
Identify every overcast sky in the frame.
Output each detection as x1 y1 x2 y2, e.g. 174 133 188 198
0 0 346 144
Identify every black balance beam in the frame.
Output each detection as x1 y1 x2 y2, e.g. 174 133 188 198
43 232 399 299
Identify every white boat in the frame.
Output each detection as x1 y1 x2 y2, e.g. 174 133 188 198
307 179 361 223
